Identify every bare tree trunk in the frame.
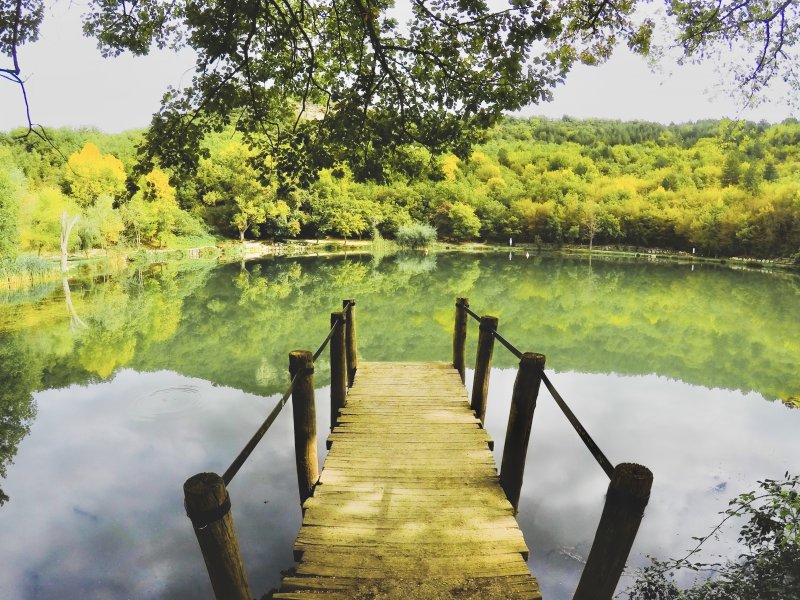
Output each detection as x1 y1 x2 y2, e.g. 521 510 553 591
60 212 80 273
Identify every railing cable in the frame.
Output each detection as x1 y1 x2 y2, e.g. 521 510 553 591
313 300 352 361
539 371 615 478
492 329 523 360
458 299 614 479
460 302 481 323
222 301 353 486
222 371 300 485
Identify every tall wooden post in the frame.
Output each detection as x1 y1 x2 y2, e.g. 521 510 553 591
573 463 654 600
471 315 498 424
330 311 347 429
500 352 546 513
183 472 252 600
343 299 357 386
453 297 469 383
289 350 318 505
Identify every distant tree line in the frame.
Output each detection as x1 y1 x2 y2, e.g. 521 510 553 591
1 116 799 265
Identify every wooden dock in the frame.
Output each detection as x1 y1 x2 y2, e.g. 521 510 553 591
273 361 542 599
184 299 652 600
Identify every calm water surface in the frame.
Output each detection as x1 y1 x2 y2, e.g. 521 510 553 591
0 252 798 599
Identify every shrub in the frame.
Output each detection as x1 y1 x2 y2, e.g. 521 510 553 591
626 473 800 600
14 255 54 277
395 223 437 249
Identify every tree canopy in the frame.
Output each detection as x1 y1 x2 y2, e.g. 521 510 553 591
2 116 800 258
2 1 799 183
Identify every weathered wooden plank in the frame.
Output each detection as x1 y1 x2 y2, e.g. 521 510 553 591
294 538 530 560
305 487 514 505
326 439 496 451
321 456 497 468
337 412 480 422
278 574 541 599
295 549 531 572
301 511 519 529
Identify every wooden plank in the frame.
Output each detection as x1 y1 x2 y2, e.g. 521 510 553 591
294 549 531 572
277 361 540 599
301 511 519 530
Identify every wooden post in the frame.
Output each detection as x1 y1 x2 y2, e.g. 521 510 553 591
330 311 347 429
573 463 654 600
343 299 357 386
183 472 252 600
453 297 469 383
471 315 498 424
289 350 318 505
499 352 546 513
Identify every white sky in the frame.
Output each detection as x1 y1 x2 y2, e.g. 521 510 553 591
0 3 795 134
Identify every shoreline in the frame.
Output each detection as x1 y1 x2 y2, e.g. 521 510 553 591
2 239 798 292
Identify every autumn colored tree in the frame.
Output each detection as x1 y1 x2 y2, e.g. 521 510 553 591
64 143 126 206
122 168 188 247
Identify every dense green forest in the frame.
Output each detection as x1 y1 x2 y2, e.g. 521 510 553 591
1 117 800 273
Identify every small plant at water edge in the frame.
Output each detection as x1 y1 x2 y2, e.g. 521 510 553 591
624 473 800 600
396 223 436 250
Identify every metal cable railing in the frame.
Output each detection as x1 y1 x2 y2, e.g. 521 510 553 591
458 299 614 479
221 301 354 485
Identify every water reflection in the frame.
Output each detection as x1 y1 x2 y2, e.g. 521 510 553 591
0 370 334 598
0 253 798 598
478 369 800 598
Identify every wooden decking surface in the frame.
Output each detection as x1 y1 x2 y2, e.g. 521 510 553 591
273 361 541 599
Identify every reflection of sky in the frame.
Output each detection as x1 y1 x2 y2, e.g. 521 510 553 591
475 368 800 599
1 365 798 599
0 369 332 599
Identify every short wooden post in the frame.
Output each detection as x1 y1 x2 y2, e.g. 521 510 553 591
289 350 318 505
343 299 357 386
183 472 252 600
573 463 654 600
453 297 469 383
500 352 546 513
471 315 498 424
330 311 347 429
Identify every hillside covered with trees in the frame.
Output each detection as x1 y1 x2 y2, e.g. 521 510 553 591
1 116 799 273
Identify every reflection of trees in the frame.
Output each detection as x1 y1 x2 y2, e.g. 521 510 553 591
0 334 38 505
465 256 800 401
1 254 798 408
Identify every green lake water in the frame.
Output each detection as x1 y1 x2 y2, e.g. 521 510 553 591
0 252 798 598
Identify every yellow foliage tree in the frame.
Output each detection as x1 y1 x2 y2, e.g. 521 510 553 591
64 143 126 207
441 154 461 181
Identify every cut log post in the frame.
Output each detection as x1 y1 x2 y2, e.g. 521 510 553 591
573 463 654 600
500 352 546 513
330 311 347 429
183 472 252 600
343 299 357 386
453 297 469 384
289 350 319 505
471 315 498 424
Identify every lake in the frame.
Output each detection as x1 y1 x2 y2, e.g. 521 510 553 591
1 251 798 599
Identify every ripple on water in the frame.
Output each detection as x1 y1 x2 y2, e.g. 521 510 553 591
132 385 208 422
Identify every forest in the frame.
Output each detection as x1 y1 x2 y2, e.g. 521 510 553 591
1 116 800 277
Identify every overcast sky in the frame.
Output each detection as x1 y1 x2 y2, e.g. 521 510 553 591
0 4 795 134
